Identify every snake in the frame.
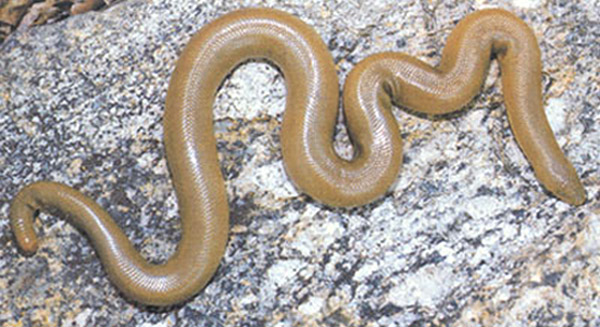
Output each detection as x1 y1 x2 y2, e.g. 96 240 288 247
9 7 586 307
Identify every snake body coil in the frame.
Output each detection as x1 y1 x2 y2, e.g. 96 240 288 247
10 8 585 307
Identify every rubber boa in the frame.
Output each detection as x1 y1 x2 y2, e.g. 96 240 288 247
342 8 585 206
9 7 585 307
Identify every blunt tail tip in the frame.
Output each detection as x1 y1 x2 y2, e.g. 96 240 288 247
15 233 39 256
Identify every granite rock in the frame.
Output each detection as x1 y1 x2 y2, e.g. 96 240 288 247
1 0 599 326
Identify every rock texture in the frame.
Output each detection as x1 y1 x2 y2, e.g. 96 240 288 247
1 0 599 326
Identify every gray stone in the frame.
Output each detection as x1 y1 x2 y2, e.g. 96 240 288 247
1 0 599 326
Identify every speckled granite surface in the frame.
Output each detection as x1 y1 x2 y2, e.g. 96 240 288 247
1 0 599 326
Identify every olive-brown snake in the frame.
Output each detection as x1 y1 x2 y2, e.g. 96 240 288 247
9 8 586 306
